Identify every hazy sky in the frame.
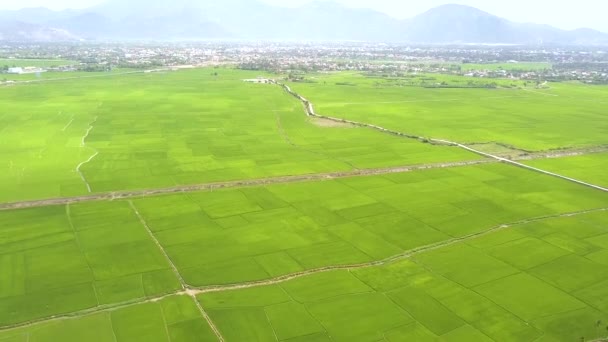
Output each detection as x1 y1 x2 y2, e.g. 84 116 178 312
2 0 606 32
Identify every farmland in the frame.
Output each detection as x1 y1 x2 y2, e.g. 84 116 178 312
524 153 608 188
0 59 78 68
289 73 607 150
460 62 552 71
0 67 607 341
0 69 476 203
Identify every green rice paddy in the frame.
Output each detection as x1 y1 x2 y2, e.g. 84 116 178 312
290 73 607 150
525 153 608 187
0 59 78 68
0 69 476 203
0 68 606 341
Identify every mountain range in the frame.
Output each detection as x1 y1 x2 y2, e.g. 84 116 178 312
0 1 606 44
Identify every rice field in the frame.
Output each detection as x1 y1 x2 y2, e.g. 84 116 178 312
0 59 78 68
0 68 476 203
289 73 608 151
524 153 608 188
0 67 606 341
199 209 608 341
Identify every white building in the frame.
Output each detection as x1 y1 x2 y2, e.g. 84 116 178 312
7 67 23 74
243 77 271 84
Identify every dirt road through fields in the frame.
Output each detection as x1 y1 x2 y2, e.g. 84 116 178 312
278 82 608 193
1 206 605 334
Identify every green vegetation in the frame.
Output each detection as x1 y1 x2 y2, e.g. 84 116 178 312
0 59 78 68
0 201 181 326
197 210 608 341
525 152 608 187
0 67 606 341
289 72 607 150
461 62 552 71
0 295 217 342
130 163 606 286
0 68 475 203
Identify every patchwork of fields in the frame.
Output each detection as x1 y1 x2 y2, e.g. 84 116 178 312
289 73 608 151
525 153 608 188
0 68 607 341
0 69 476 203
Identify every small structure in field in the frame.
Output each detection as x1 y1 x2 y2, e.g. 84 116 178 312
243 77 271 84
7 67 46 74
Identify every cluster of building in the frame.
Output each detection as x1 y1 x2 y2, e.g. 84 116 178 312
2 42 608 84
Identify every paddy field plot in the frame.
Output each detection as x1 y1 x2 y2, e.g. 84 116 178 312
0 295 217 342
0 201 181 326
1 67 607 341
289 73 608 150
0 68 477 203
524 152 608 188
195 210 608 342
0 59 78 68
460 62 552 71
129 162 607 287
1 162 606 329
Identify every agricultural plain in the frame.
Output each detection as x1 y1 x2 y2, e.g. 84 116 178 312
0 69 476 203
0 67 607 341
289 73 608 150
524 153 608 187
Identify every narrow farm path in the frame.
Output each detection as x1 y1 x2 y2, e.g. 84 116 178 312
275 110 360 170
0 159 493 211
75 116 99 193
1 206 606 335
276 82 608 193
130 200 225 342
1 144 606 211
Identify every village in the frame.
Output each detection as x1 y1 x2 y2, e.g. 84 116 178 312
2 42 608 84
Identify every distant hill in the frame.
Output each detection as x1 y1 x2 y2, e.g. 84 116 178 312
0 1 606 44
401 4 608 45
0 20 79 42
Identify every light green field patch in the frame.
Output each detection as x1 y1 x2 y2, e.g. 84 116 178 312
94 274 145 305
254 252 304 277
287 241 372 269
306 293 413 341
532 307 608 342
355 213 450 251
388 286 465 335
181 257 270 286
487 237 571 270
353 260 430 292
529 254 608 292
290 74 607 151
574 279 608 313
586 249 608 266
474 273 587 321
327 222 402 259
585 233 608 249
415 244 519 287
111 302 169 342
29 313 115 342
541 232 599 255
385 323 437 342
0 295 215 342
525 153 608 188
208 308 276 342
282 333 332 342
265 302 324 340
438 325 493 342
200 285 290 309
281 271 373 302
439 286 542 341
